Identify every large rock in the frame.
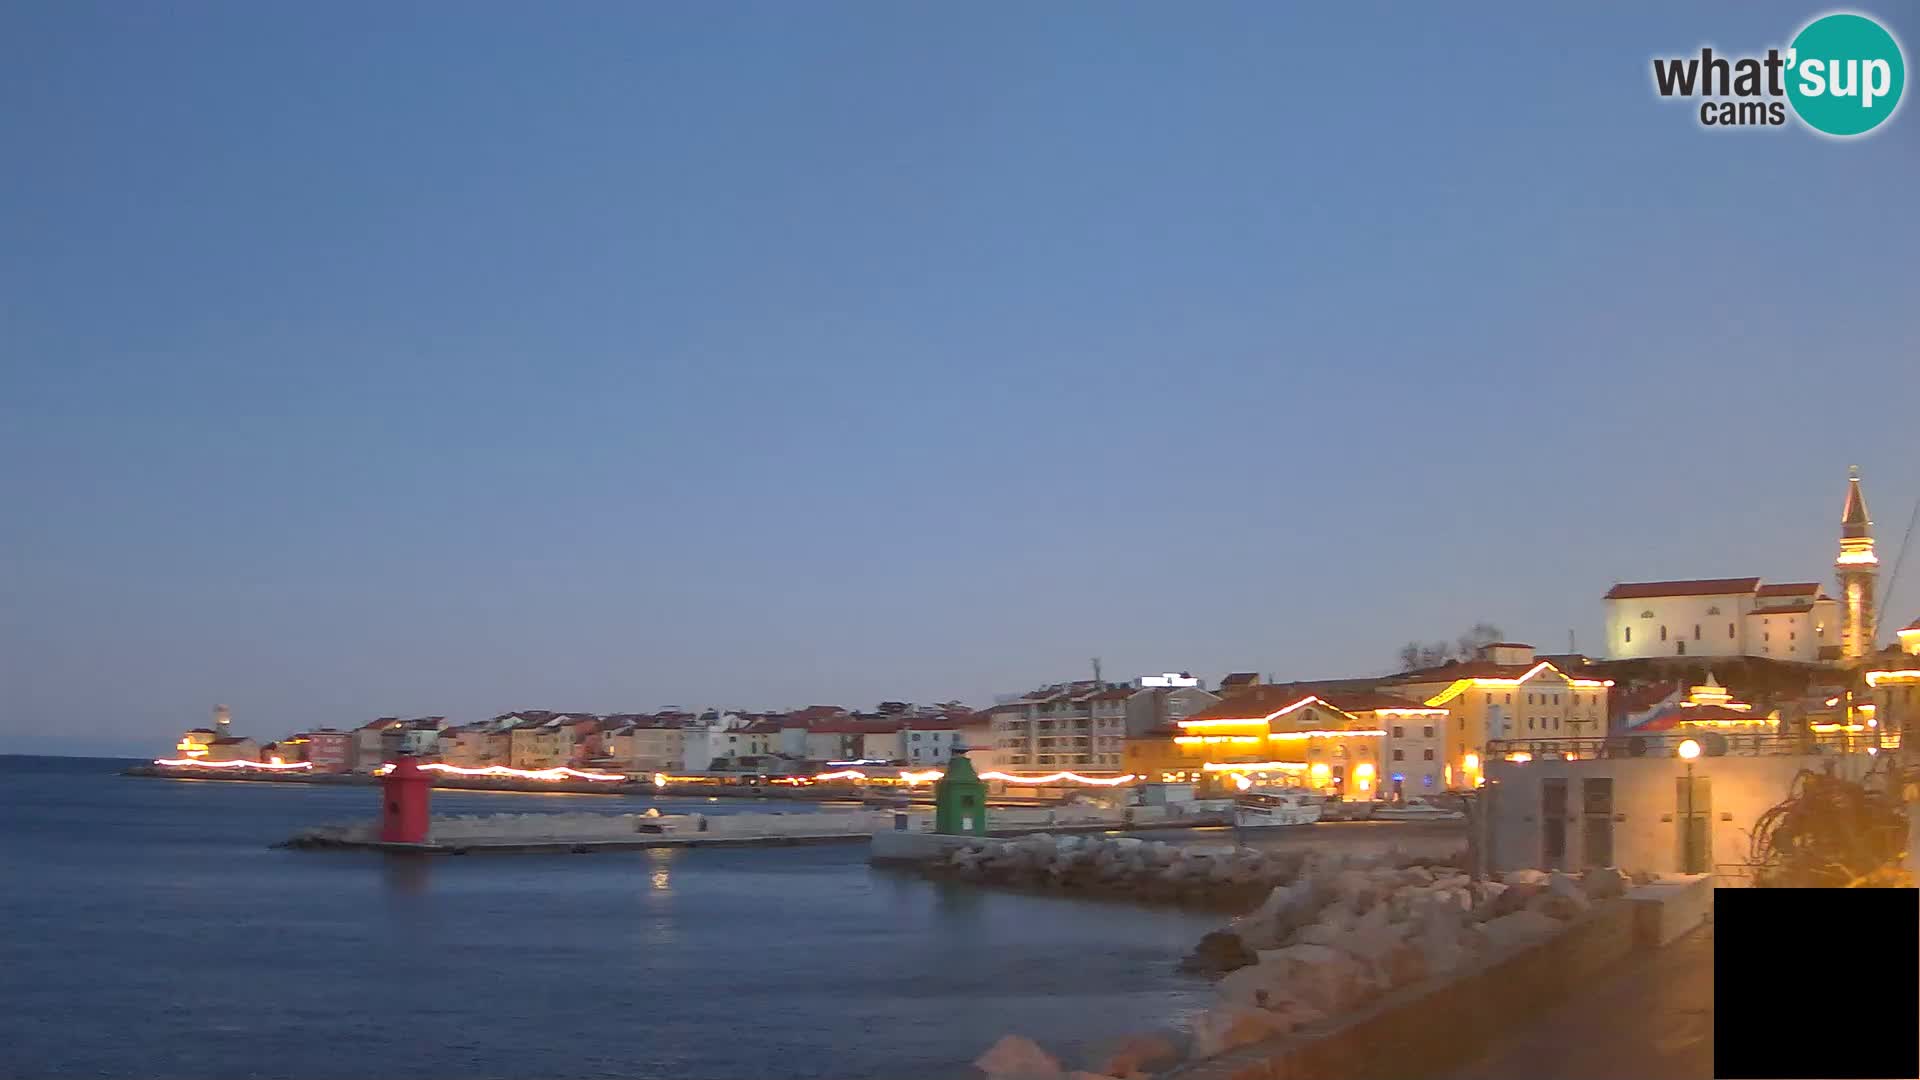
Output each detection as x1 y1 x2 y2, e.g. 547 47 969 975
975 1034 1063 1079
1479 910 1562 951
1502 868 1550 886
1082 1032 1180 1077
1181 930 1257 975
1488 881 1543 918
1584 866 1630 901
1252 943 1364 1013
1526 891 1589 921
1187 1006 1279 1061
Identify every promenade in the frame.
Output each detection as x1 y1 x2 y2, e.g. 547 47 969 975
1433 920 1715 1080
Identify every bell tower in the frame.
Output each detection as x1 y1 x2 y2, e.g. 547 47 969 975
1835 466 1878 662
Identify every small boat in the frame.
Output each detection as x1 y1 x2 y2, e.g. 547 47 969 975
1372 797 1464 822
1233 789 1324 828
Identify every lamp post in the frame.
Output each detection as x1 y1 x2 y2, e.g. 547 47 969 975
1678 738 1701 874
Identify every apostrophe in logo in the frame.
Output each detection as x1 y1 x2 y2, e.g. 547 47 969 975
1651 11 1905 137
1785 13 1905 135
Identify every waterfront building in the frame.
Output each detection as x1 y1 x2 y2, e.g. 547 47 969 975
1124 679 1221 737
989 681 1133 771
173 727 218 760
299 726 353 768
439 724 506 768
349 717 406 772
1603 470 1875 664
1384 643 1611 790
1124 685 1446 798
507 718 571 769
202 736 261 762
600 715 688 772
903 714 984 766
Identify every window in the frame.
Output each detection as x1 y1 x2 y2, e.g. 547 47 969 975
1706 605 1721 616
1660 626 1668 641
1457 717 1465 731
1423 749 1435 760
1677 641 1686 656
1526 693 1534 705
1553 694 1560 705
1693 625 1701 640
1422 725 1435 738
1528 718 1536 730
1764 632 1769 642
1625 627 1632 643
1505 694 1511 704
1393 749 1405 761
1554 718 1561 730
1790 631 1796 641
1393 726 1404 738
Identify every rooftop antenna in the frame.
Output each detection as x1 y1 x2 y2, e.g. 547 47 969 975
1092 657 1103 686
1569 629 1577 654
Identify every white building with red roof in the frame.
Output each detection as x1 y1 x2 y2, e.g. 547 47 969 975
1602 469 1881 664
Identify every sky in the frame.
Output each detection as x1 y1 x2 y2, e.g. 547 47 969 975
2 2 1916 756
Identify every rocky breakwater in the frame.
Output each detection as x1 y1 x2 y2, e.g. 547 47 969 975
925 834 1328 910
967 860 1633 1079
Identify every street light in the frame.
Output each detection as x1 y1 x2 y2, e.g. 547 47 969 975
1677 739 1700 873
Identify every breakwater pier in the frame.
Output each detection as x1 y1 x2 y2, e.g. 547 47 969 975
281 802 1231 854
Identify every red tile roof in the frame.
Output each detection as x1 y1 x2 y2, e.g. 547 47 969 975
1756 583 1820 597
1604 578 1760 600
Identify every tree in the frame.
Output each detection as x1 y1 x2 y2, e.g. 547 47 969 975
1396 623 1506 671
1456 622 1505 660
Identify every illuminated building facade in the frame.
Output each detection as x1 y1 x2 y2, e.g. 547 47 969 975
1123 686 1444 798
1603 470 1877 665
1385 644 1611 789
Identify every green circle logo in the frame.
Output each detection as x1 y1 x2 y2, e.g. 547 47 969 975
1786 13 1905 136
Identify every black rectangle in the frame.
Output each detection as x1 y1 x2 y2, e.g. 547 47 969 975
1716 888 1918 1079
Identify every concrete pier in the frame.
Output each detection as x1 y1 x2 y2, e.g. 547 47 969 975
282 803 1231 854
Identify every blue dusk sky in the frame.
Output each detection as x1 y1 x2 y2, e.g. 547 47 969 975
2 2 1916 755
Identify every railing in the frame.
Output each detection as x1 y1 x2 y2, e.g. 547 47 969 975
1486 731 1884 760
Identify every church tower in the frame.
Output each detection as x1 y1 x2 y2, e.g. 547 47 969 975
1836 466 1878 662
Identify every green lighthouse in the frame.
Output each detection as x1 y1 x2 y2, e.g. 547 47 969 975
933 745 988 836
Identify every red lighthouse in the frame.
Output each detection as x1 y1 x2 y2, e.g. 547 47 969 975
380 755 433 844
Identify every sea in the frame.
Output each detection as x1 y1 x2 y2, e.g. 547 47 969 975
0 755 1226 1080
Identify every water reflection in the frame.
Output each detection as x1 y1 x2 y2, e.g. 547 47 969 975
646 848 674 893
382 853 431 896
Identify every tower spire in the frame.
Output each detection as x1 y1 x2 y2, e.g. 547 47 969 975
1842 464 1871 538
1836 466 1879 662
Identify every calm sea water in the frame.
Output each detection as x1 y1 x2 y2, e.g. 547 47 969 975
0 756 1222 1080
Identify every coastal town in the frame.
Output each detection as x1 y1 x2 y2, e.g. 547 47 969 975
154 469 1920 883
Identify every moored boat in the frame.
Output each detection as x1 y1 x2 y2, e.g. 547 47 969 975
1232 788 1324 828
1371 797 1464 822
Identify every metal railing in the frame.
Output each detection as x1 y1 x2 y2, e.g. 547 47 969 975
1485 731 1885 760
